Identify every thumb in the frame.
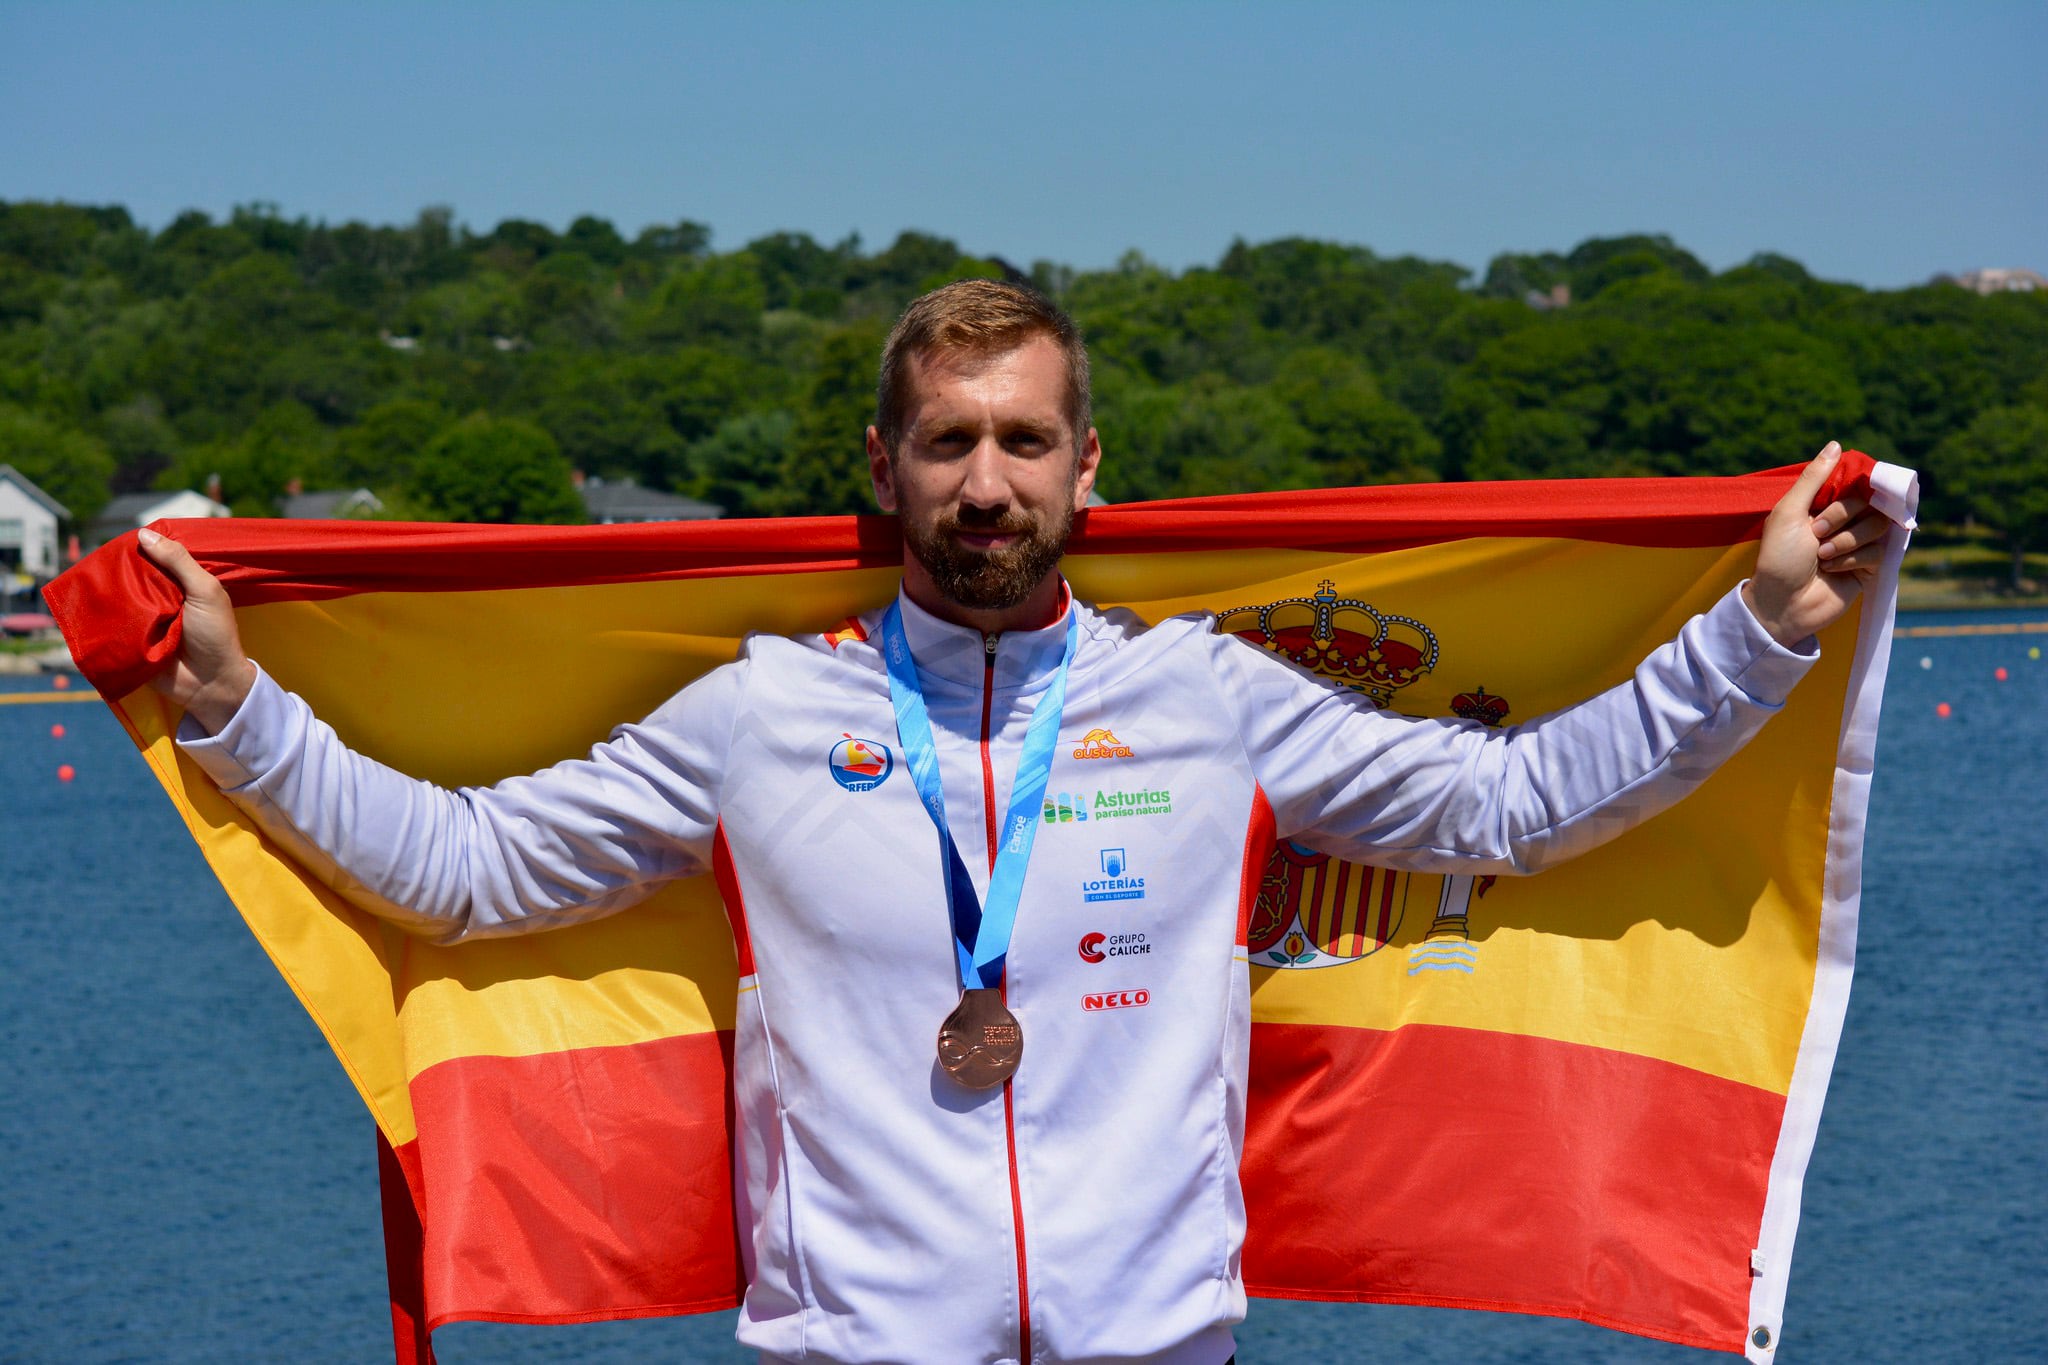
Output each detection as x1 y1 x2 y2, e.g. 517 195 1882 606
1780 440 1843 518
138 528 227 605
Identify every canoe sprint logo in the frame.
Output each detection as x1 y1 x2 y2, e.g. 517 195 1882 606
826 735 893 793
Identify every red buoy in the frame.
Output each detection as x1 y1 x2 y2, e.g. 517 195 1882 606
57 764 76 782
50 723 65 739
1936 702 1952 718
51 674 71 690
1995 667 2009 681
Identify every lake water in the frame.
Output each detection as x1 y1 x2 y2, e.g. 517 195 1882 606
2 610 2043 1363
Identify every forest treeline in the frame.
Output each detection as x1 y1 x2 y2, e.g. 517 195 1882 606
1 200 2043 570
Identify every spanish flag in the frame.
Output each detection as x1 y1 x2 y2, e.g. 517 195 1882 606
47 455 1914 1363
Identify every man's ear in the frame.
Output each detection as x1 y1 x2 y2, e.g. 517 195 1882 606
1072 427 1103 512
867 426 897 513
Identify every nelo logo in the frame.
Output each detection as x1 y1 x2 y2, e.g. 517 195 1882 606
1078 932 1107 963
1083 989 1150 1011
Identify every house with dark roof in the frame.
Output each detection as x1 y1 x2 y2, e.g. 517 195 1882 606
88 488 232 550
282 487 385 520
577 475 723 525
0 465 71 580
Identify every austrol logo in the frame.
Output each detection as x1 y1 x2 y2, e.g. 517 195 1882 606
1083 989 1150 1012
1070 727 1135 760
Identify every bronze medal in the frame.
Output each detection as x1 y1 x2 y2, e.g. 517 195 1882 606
937 987 1023 1089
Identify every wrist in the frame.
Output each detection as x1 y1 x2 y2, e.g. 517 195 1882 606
185 658 258 735
1739 580 1806 650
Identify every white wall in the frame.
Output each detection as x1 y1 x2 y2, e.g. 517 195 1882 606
0 479 61 577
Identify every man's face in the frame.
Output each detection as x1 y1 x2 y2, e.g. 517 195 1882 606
867 335 1100 615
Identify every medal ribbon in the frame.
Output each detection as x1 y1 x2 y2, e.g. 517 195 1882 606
879 599 1078 993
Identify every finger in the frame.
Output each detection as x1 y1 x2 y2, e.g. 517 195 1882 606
137 528 225 603
1819 539 1888 573
1810 491 1872 538
1780 440 1843 515
1817 509 1890 560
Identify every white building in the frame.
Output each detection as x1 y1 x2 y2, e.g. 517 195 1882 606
0 465 70 580
1951 267 2046 295
88 489 232 550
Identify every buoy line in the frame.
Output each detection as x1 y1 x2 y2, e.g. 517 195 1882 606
1894 621 2048 638
0 691 101 705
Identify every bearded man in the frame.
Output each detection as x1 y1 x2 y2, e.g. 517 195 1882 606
139 280 1890 1365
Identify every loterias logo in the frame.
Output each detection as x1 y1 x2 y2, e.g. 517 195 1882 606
1070 727 1135 760
826 734 893 793
1083 989 1150 1011
1084 848 1146 903
1079 930 1150 962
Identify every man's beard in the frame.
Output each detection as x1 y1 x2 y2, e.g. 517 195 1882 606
902 499 1075 612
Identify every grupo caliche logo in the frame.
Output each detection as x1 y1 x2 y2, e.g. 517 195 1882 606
826 735 893 792
1078 930 1150 961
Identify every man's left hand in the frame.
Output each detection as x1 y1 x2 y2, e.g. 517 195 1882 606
1741 441 1894 648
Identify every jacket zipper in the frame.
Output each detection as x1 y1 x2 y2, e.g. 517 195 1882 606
983 631 1032 1364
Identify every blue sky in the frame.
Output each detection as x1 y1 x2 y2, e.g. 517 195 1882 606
2 1 2040 288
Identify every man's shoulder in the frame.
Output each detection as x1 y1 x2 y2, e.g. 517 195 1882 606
1072 597 1228 672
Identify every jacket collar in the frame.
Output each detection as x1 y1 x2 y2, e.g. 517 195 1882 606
892 581 1075 695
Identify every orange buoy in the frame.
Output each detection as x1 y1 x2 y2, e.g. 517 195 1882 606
50 723 65 739
51 674 71 690
57 764 76 782
1936 702 1952 718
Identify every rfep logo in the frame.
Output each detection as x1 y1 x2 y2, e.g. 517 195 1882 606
1083 989 1150 1011
826 735 893 792
1078 932 1106 963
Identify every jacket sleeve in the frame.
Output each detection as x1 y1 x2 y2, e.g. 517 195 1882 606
175 657 744 943
1212 584 1818 875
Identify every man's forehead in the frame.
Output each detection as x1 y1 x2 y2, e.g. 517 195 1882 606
903 337 1069 422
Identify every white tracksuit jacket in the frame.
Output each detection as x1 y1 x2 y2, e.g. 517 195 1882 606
179 583 1815 1365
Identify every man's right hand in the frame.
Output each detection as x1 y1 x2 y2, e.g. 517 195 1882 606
138 527 257 734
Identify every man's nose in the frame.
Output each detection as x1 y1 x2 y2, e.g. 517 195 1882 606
959 436 1012 509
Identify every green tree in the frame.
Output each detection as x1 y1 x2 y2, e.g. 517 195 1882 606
0 404 115 521
410 414 584 524
1933 405 2048 588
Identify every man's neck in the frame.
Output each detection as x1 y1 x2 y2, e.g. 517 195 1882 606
900 565 1068 636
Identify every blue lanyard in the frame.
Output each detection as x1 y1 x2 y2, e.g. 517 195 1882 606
879 599 1078 993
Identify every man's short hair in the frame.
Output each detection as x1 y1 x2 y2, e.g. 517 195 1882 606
874 279 1091 454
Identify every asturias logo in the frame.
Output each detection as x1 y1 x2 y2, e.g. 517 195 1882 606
1078 930 1150 961
826 734 893 793
1083 848 1147 903
1070 727 1135 760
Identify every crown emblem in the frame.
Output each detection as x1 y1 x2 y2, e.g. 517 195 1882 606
1450 686 1510 727
1216 581 1439 707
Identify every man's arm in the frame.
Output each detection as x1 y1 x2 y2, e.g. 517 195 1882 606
1217 443 1897 874
137 529 730 942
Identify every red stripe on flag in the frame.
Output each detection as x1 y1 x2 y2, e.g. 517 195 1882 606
406 1032 743 1331
46 455 1880 700
1242 1021 1781 1352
